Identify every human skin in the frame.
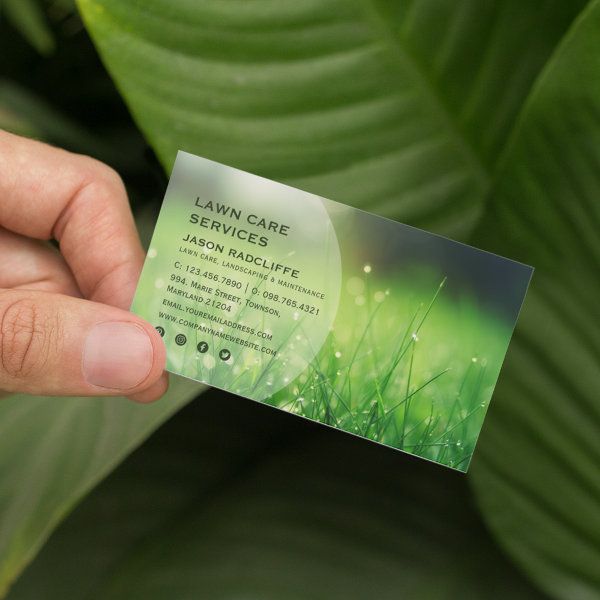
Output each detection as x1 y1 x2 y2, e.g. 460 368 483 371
0 130 168 402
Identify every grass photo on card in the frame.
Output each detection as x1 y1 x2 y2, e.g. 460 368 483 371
132 151 532 471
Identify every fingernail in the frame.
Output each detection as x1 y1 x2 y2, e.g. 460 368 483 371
83 322 154 390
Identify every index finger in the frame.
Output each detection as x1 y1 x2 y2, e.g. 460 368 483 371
0 130 145 310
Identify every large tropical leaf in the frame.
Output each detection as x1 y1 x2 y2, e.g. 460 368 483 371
7 391 545 600
467 2 600 597
76 0 585 240
4 0 597 596
0 376 202 597
72 0 599 596
1 0 55 55
0 79 121 162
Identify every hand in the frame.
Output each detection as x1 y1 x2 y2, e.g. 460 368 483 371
0 130 167 402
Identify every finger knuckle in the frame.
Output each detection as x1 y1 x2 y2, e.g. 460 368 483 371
82 156 125 195
0 298 59 379
76 161 128 238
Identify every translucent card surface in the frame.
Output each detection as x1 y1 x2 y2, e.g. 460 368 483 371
132 151 532 471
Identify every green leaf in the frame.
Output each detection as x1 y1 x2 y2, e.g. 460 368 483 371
73 0 599 595
76 0 585 240
9 0 591 595
0 374 202 597
7 395 545 600
0 79 123 163
1 0 55 55
468 2 600 597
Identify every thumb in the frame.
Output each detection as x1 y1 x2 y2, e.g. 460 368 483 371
0 289 166 398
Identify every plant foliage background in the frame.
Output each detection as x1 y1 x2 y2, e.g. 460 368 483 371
0 0 598 598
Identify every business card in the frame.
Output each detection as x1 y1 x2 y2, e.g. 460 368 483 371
132 151 532 471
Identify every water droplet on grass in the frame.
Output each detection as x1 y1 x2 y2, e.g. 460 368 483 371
346 277 364 296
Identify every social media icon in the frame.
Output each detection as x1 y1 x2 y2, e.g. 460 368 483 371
155 326 165 337
175 333 187 346
219 349 231 361
197 341 209 353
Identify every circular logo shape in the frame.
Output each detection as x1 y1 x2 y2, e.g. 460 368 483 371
197 341 209 353
218 348 231 362
155 326 165 337
175 333 187 346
